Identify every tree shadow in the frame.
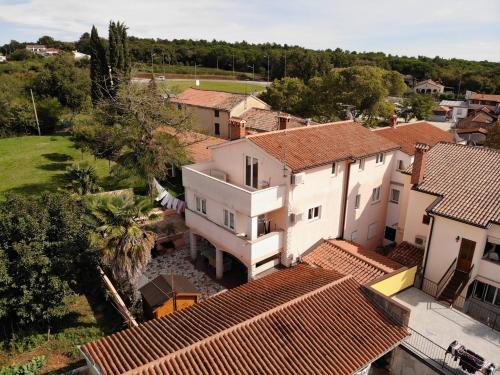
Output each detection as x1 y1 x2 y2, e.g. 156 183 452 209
41 153 74 162
37 163 71 171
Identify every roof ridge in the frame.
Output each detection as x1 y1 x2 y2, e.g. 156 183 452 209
325 240 401 273
436 141 500 153
186 87 250 97
121 274 354 375
246 120 356 139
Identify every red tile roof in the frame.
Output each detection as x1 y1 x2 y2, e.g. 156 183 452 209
247 121 399 172
387 242 424 269
239 107 314 132
82 265 407 375
468 92 500 103
374 121 453 155
456 108 497 130
408 143 500 227
302 240 403 284
171 88 261 111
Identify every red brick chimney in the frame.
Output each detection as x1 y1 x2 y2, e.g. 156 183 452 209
389 115 398 128
278 113 291 130
229 118 246 140
411 143 430 185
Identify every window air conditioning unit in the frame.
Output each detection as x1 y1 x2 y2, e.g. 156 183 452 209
210 169 227 182
415 235 426 248
290 212 303 224
291 172 305 185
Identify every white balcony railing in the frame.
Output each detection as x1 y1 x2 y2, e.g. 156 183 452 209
182 165 285 217
186 209 283 266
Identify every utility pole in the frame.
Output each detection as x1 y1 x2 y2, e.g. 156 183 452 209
162 53 165 77
151 52 155 77
266 55 270 83
216 56 219 71
232 53 235 75
284 51 287 78
30 89 41 136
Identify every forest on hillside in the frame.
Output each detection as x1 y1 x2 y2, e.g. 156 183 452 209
2 34 500 95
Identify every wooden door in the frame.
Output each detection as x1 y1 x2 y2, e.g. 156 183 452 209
457 238 476 272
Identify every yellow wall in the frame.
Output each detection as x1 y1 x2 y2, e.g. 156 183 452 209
371 266 417 296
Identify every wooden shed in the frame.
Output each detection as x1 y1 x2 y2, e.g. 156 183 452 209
139 274 201 320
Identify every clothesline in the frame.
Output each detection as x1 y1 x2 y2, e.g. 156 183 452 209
153 178 185 214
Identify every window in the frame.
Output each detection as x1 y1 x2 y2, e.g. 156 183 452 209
354 194 361 209
371 187 381 203
375 153 385 164
384 226 396 241
390 188 400 203
472 281 500 307
422 214 431 225
214 109 220 117
358 158 365 170
195 196 206 215
245 156 259 188
214 123 220 136
308 206 321 221
223 209 235 230
397 160 404 171
331 162 337 175
368 223 378 240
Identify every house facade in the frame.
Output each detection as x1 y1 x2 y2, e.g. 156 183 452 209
373 121 454 245
400 143 500 322
414 79 445 94
171 88 270 138
183 121 399 281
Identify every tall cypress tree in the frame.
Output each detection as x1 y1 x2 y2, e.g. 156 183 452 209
90 25 109 105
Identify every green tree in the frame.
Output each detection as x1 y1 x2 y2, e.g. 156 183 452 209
85 194 155 282
89 25 109 104
108 21 131 96
0 193 91 330
485 121 500 150
0 356 46 375
397 94 435 121
63 163 101 196
36 97 63 134
259 77 308 115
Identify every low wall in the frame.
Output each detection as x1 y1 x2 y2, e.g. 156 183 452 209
390 346 443 375
371 266 418 296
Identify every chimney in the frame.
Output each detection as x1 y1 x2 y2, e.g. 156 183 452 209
389 115 398 128
278 113 291 130
305 118 312 126
411 143 430 185
229 118 246 140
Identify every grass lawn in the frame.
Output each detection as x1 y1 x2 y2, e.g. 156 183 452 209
165 79 267 94
0 135 110 199
0 294 122 373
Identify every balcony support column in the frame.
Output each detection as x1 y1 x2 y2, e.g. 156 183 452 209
248 216 258 241
247 264 257 282
216 248 224 280
189 231 198 261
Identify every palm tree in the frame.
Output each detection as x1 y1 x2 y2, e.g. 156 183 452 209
64 163 101 196
85 194 155 282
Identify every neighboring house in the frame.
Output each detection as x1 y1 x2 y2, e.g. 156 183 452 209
42 48 59 56
171 88 270 138
455 107 498 145
25 44 46 53
373 121 454 244
440 100 469 122
430 105 450 122
414 79 445 94
401 143 500 323
139 274 201 320
80 264 409 375
183 120 400 281
466 91 500 110
238 107 315 133
0 54 6 63
73 50 90 60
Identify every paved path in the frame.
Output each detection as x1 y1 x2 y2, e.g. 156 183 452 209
393 287 500 362
139 246 226 301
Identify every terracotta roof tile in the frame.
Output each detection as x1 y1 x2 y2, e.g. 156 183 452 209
247 121 399 172
302 240 403 284
468 92 500 103
387 242 424 269
374 121 453 155
239 107 314 132
410 143 500 227
171 88 255 111
456 108 497 130
82 265 407 375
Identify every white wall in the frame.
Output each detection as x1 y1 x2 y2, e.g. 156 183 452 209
402 190 435 249
344 151 395 250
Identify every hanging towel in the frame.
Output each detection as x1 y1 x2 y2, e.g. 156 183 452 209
155 190 168 202
153 177 165 195
161 193 171 206
176 200 185 214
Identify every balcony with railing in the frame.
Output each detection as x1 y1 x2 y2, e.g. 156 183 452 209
182 163 286 217
480 242 500 283
185 208 284 267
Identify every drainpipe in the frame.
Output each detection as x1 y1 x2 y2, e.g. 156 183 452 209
421 214 435 281
339 159 354 239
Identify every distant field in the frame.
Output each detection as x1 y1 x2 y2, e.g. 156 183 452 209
164 79 267 94
0 135 109 198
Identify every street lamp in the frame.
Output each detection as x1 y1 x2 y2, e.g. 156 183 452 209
248 64 255 81
264 55 270 83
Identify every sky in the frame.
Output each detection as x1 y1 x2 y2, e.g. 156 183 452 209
0 0 499 62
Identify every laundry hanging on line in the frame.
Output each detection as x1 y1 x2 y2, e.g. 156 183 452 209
153 177 185 213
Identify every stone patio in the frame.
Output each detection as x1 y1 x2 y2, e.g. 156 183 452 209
138 246 227 300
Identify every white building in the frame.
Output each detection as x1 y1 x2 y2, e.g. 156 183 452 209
414 79 445 94
73 50 90 60
401 143 500 320
0 54 6 63
373 121 454 244
183 120 400 281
